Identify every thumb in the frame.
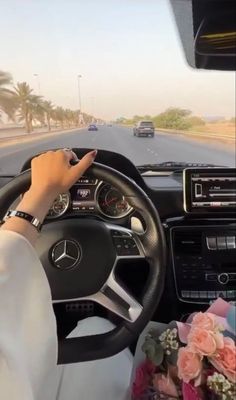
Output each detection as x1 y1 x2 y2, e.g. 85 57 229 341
68 150 97 183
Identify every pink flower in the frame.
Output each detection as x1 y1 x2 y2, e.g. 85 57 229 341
177 347 202 383
210 337 236 383
182 382 203 400
188 327 220 356
153 373 179 397
132 360 155 398
191 312 216 331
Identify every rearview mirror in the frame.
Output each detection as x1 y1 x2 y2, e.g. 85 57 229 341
195 12 236 57
170 0 236 71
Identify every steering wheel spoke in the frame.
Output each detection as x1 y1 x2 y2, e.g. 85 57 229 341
96 273 143 322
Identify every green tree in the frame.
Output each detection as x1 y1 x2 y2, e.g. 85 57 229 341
53 106 66 128
153 108 191 130
0 71 17 120
43 100 54 131
13 82 42 132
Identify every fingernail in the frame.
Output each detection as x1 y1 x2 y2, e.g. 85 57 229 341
91 150 97 159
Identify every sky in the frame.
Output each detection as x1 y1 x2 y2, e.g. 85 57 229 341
1 0 235 120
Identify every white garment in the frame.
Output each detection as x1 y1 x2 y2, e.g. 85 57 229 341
0 231 133 400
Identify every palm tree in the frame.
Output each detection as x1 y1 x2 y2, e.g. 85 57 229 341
53 106 65 129
42 100 54 131
0 70 16 120
13 82 42 133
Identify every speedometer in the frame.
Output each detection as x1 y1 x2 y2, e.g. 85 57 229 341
97 184 132 218
47 193 70 219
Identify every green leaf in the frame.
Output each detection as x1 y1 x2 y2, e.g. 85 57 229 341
151 343 165 365
142 338 164 366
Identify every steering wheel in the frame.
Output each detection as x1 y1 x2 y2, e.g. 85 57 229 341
0 161 166 364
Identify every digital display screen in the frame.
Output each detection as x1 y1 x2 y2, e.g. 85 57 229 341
184 168 236 213
70 185 96 204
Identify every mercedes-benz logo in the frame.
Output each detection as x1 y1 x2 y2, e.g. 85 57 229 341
51 240 81 270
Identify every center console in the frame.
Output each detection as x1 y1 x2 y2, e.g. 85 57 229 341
170 225 236 303
170 167 236 304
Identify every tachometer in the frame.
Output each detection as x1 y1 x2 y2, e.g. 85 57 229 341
47 193 70 219
97 184 132 218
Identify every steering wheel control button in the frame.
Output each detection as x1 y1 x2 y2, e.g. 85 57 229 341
111 230 131 238
51 239 81 270
111 231 140 256
206 237 217 250
216 236 227 250
218 273 230 285
226 236 236 249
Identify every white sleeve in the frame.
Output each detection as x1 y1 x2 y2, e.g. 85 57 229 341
0 230 57 400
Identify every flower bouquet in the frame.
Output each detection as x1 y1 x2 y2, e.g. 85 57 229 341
131 298 236 400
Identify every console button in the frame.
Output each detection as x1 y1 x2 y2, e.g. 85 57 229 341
226 236 236 250
227 290 236 299
181 291 190 298
229 273 236 281
205 273 217 282
190 291 199 298
216 237 227 250
218 273 230 285
216 291 226 298
208 291 216 299
206 237 217 250
199 291 207 298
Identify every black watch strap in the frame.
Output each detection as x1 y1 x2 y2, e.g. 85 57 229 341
3 210 42 232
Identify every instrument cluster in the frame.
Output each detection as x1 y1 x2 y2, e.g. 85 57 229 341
46 176 132 220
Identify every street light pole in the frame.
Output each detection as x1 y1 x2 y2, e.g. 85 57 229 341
77 74 83 125
33 74 40 95
77 74 82 112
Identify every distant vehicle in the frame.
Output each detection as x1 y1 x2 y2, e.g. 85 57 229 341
107 123 112 127
133 121 155 137
88 124 98 131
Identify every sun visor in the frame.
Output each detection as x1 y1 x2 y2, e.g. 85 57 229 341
170 0 236 71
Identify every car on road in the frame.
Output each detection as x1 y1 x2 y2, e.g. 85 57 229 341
133 120 155 137
88 124 98 131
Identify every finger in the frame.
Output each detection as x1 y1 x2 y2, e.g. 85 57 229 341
68 150 97 183
62 148 79 164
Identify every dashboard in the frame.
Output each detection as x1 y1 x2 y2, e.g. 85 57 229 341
0 149 235 322
47 178 132 220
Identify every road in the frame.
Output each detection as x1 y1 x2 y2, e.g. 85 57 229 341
0 126 235 175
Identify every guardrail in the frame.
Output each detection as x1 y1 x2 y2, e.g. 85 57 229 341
121 125 235 142
156 127 235 141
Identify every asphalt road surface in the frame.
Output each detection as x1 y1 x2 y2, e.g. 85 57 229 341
0 125 235 175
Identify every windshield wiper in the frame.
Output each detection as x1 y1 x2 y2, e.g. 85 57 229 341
137 161 226 172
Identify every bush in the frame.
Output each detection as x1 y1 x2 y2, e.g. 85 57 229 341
187 116 206 127
153 108 191 130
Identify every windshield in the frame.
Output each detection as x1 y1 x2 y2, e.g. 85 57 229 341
0 0 235 174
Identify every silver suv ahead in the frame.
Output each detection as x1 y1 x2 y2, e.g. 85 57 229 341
133 120 155 137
